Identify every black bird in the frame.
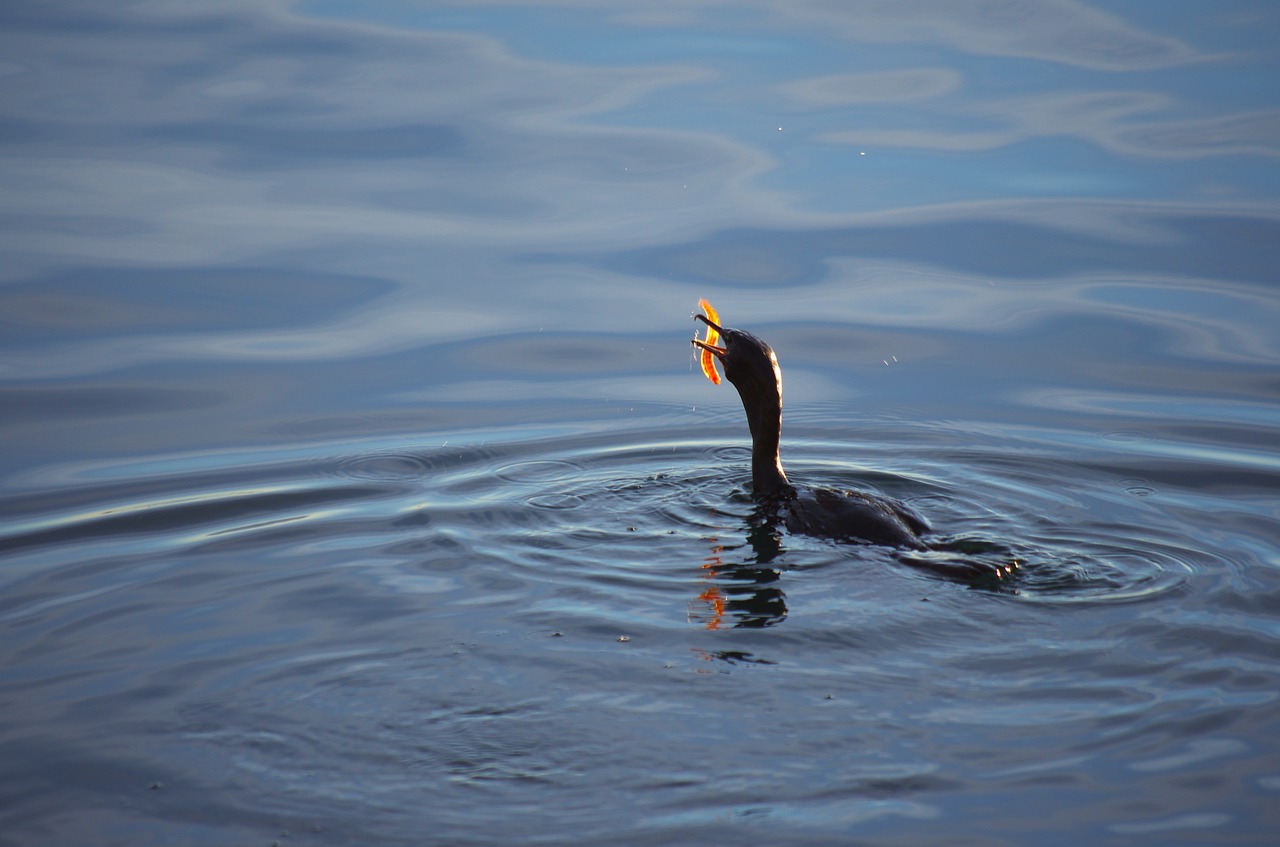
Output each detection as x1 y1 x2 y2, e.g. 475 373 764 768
693 313 929 549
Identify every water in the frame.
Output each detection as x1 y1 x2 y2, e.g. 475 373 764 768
2 2 1279 845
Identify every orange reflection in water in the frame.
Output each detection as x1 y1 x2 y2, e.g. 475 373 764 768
689 539 726 631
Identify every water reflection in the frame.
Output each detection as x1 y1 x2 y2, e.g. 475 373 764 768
601 211 1280 289
690 532 788 630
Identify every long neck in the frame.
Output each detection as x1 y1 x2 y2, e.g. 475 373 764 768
742 393 790 497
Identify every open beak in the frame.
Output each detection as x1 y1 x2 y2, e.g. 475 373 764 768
692 314 726 358
696 337 727 355
694 313 723 334
692 311 726 385
691 337 725 357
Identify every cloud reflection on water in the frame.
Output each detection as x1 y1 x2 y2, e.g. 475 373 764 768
770 0 1206 69
387 0 1205 69
1 2 761 275
811 92 1280 159
0 1 1276 375
2 2 1268 265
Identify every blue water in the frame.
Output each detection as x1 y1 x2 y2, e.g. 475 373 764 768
2 2 1279 845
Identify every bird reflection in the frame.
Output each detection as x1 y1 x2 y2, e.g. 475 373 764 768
689 517 792 630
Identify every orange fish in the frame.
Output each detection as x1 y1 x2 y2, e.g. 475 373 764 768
694 298 722 385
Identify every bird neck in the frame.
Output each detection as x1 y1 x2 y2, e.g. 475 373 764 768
745 396 790 497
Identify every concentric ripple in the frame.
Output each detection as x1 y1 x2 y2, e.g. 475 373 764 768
0 420 1212 636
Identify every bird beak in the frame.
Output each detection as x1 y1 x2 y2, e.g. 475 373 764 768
694 313 723 334
692 314 727 358
691 337 726 358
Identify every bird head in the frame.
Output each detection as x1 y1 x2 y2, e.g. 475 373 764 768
693 314 783 409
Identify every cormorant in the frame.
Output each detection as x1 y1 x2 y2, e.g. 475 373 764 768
693 312 928 549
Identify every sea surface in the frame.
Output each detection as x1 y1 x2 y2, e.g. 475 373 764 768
2 2 1278 845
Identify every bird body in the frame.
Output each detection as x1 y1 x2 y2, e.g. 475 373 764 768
773 485 928 549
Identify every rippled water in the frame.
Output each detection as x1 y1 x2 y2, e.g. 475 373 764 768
3 2 1279 845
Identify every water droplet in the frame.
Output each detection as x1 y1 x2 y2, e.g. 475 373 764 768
338 452 431 480
1118 477 1157 497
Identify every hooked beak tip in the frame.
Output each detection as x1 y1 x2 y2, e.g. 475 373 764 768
691 338 726 358
694 313 724 333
